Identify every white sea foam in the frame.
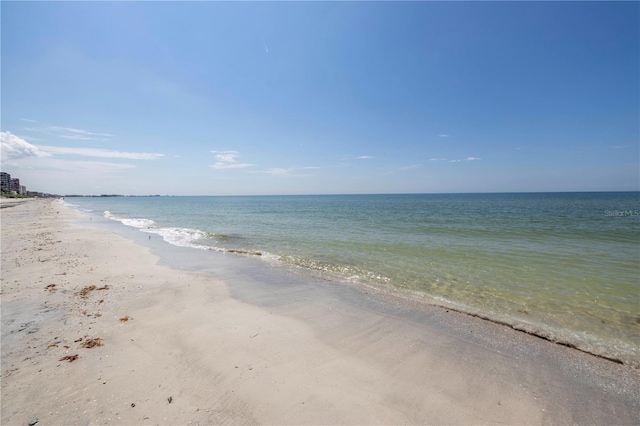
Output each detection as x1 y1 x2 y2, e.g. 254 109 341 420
104 210 155 229
258 251 280 262
101 210 262 254
59 199 78 208
121 218 156 228
142 227 210 250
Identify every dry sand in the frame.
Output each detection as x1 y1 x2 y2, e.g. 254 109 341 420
1 199 638 425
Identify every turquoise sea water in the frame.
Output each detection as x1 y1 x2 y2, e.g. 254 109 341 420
65 192 640 366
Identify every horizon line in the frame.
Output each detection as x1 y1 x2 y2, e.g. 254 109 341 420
61 190 640 198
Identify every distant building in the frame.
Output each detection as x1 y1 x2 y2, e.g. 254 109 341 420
21 185 26 195
0 172 10 192
10 178 21 194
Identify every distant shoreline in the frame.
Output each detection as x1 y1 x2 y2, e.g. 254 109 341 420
60 190 640 198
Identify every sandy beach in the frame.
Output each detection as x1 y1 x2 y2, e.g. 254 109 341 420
1 199 638 425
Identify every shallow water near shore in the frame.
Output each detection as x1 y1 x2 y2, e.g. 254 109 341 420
65 192 640 366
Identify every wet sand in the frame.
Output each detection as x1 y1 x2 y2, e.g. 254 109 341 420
1 199 638 425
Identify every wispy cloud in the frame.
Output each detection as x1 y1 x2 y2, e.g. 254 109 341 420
357 155 374 160
438 134 449 138
2 131 143 177
428 156 481 163
41 159 136 172
21 124 114 141
449 156 481 163
265 168 290 177
211 151 240 163
38 145 164 160
401 164 422 170
210 150 255 169
0 131 51 161
252 165 320 177
47 126 114 140
212 162 255 170
15 134 44 142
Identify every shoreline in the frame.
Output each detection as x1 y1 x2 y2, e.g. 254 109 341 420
74 193 640 369
2 199 638 424
97 209 637 368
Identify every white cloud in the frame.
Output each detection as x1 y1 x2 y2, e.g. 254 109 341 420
212 162 255 169
438 134 449 137
357 155 374 160
401 164 422 170
210 150 239 162
19 135 45 142
46 126 114 140
1 131 51 161
209 150 254 169
265 168 290 176
449 156 481 163
428 156 480 163
38 145 164 160
21 124 114 141
251 165 319 177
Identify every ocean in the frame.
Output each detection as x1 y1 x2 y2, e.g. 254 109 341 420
64 192 640 366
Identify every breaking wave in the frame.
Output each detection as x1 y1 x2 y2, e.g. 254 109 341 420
102 210 264 256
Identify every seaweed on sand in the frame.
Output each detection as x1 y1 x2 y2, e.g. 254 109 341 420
59 354 79 362
77 285 96 298
81 338 103 348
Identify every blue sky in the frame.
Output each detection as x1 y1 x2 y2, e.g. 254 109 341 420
1 1 638 195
